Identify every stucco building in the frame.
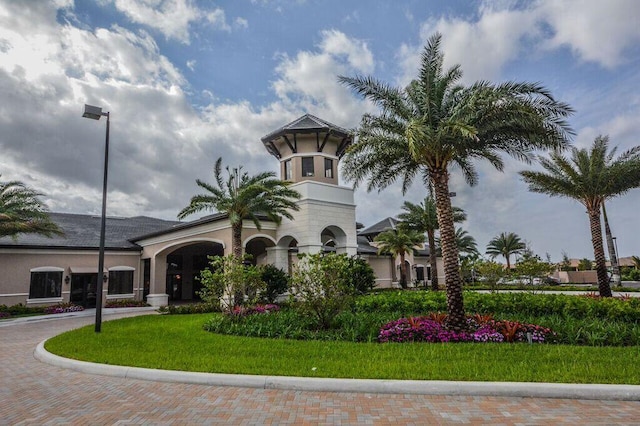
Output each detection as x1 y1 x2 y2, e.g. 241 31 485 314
0 115 441 308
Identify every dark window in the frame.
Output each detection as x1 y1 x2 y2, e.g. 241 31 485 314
29 271 62 299
324 158 333 178
302 157 314 177
284 159 292 180
108 270 134 295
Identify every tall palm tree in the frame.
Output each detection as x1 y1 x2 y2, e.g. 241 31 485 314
178 158 301 258
397 196 466 290
339 33 573 329
520 136 640 297
485 232 526 270
374 228 424 289
0 175 63 240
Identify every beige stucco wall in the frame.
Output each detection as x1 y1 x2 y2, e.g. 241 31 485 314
0 249 140 306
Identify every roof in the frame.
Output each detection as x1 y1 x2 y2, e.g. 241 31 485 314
0 213 180 250
261 114 353 158
358 217 399 237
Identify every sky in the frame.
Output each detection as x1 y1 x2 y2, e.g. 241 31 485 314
1 0 639 262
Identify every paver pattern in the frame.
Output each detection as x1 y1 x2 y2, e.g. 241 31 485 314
1 312 640 425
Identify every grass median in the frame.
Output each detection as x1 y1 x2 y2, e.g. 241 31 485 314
45 313 640 384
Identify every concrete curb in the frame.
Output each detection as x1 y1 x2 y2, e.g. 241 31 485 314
35 340 640 400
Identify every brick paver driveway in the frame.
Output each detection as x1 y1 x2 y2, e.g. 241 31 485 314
2 312 640 425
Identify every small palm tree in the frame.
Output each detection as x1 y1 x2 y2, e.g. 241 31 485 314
178 158 301 258
374 228 424 289
486 232 526 270
520 136 640 297
631 255 640 270
397 196 466 290
454 228 479 260
0 175 63 240
340 32 573 330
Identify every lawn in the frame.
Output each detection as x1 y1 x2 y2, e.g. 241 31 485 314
45 313 640 384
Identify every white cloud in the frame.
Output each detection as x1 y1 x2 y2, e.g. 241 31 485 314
234 17 249 29
206 8 231 32
112 0 200 43
536 0 640 68
186 59 196 71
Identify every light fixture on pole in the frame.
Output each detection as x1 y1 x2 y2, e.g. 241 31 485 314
82 103 110 333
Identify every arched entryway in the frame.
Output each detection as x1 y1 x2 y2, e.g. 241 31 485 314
164 242 224 302
320 225 348 253
244 235 276 266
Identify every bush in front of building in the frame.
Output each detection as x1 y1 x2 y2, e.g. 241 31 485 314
43 302 84 314
260 264 289 303
104 299 150 308
0 303 46 316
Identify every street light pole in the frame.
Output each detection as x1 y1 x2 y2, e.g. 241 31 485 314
82 104 110 333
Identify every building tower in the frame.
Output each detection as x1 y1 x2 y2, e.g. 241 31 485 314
261 114 358 270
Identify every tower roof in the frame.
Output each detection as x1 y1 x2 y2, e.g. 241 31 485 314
261 114 353 158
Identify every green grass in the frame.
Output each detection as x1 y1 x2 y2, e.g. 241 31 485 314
45 313 640 384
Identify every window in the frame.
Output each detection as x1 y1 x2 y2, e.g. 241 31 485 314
302 156 314 177
324 158 333 178
284 159 292 180
29 269 63 299
108 269 134 295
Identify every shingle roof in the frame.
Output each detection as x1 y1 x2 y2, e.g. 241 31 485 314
0 213 180 250
261 114 352 143
357 217 399 237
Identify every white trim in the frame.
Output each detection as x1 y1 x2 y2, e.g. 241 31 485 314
136 221 234 246
106 293 135 300
30 266 64 272
0 293 29 297
154 238 226 257
27 297 63 304
0 249 140 256
108 266 135 271
279 152 339 162
243 234 277 247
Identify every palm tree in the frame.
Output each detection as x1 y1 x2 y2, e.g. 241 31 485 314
0 175 63 239
178 158 301 258
632 255 640 270
397 196 466 290
453 228 479 260
374 228 425 289
339 33 573 329
520 136 640 297
485 232 526 270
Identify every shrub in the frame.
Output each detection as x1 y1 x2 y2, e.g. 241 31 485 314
289 253 358 330
158 303 220 315
260 264 289 303
0 311 10 319
0 303 46 316
229 303 280 317
104 300 149 308
343 256 376 294
198 254 265 311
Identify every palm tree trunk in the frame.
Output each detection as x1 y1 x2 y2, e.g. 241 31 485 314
232 223 243 259
602 203 621 287
399 253 407 289
588 207 612 297
505 255 511 271
427 230 439 291
429 169 465 331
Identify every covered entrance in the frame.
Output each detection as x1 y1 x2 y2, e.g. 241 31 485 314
70 274 98 308
165 242 224 303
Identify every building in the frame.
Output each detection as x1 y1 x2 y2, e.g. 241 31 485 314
0 115 441 308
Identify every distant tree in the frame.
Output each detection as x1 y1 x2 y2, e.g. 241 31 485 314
515 252 554 285
485 232 526 270
559 251 573 271
374 228 425 289
632 255 640 270
578 258 594 271
178 158 300 258
398 196 466 290
475 259 508 293
0 175 63 240
521 135 640 297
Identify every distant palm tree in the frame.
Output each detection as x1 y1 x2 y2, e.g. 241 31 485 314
374 228 425 289
520 136 640 297
453 228 479 259
631 255 640 270
339 32 573 330
0 175 63 240
486 232 526 270
397 196 466 290
178 158 301 258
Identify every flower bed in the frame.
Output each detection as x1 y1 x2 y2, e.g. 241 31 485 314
378 314 555 344
229 304 280 317
105 299 149 308
43 303 84 315
0 311 10 319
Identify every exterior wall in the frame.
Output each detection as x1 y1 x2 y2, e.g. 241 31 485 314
361 255 395 288
274 133 342 186
278 181 357 256
0 249 140 306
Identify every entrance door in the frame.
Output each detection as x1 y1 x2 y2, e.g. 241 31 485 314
70 274 97 308
166 273 182 301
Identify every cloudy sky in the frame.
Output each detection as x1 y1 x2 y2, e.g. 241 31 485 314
1 0 639 261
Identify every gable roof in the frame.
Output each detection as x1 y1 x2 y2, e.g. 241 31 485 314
358 217 399 237
0 213 180 250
